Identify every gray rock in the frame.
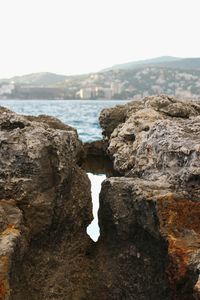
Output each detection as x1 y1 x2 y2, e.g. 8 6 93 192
99 95 200 299
0 107 92 299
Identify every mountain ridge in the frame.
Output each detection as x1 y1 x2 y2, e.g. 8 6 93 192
1 56 200 100
101 56 182 71
1 56 200 85
102 56 200 72
8 72 68 86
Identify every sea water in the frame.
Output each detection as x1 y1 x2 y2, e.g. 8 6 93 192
0 99 128 141
0 99 129 241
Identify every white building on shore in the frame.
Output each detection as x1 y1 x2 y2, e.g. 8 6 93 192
0 82 15 96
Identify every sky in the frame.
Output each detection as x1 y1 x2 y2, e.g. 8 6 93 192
87 173 106 242
0 0 200 78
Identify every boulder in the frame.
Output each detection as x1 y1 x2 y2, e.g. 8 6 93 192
98 95 200 299
100 96 200 188
0 107 93 299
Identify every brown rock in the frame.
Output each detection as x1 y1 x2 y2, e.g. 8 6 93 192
0 95 199 299
98 95 200 299
0 107 93 299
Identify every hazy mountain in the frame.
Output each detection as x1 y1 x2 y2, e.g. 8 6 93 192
102 56 182 71
1 56 200 100
9 72 68 86
103 56 200 72
3 56 200 86
155 58 200 70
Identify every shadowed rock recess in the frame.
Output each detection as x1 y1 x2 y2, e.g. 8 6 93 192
0 95 199 299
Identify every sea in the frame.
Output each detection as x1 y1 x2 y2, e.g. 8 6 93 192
0 99 128 142
0 99 130 241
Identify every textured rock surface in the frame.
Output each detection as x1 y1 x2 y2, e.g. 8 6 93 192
99 95 200 299
1 95 200 299
0 108 93 299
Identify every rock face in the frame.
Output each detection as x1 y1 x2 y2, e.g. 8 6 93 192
0 108 93 299
99 95 200 299
0 95 200 299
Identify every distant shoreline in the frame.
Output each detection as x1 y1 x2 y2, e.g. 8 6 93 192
0 98 129 101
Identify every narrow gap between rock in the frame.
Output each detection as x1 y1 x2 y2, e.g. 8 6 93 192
80 141 118 242
86 172 106 242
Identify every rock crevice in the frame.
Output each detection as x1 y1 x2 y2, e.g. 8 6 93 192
0 95 200 299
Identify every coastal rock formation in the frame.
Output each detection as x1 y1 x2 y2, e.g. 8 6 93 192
99 95 200 299
0 108 93 299
0 95 200 299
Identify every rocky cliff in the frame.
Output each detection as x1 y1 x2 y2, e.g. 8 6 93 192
99 95 200 299
0 95 199 299
0 108 93 299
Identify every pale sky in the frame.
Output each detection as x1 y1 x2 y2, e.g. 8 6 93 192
0 0 200 78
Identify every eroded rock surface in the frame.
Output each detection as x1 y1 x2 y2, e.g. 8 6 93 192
99 95 200 299
0 108 93 299
0 95 200 300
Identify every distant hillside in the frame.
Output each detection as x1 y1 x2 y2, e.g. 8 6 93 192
155 58 200 70
103 56 181 71
103 56 200 72
1 56 200 100
10 72 68 86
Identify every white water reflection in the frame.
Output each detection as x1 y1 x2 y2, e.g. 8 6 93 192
87 173 106 242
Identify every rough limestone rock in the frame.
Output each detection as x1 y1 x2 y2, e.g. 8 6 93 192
1 95 200 299
99 95 200 299
0 108 93 299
